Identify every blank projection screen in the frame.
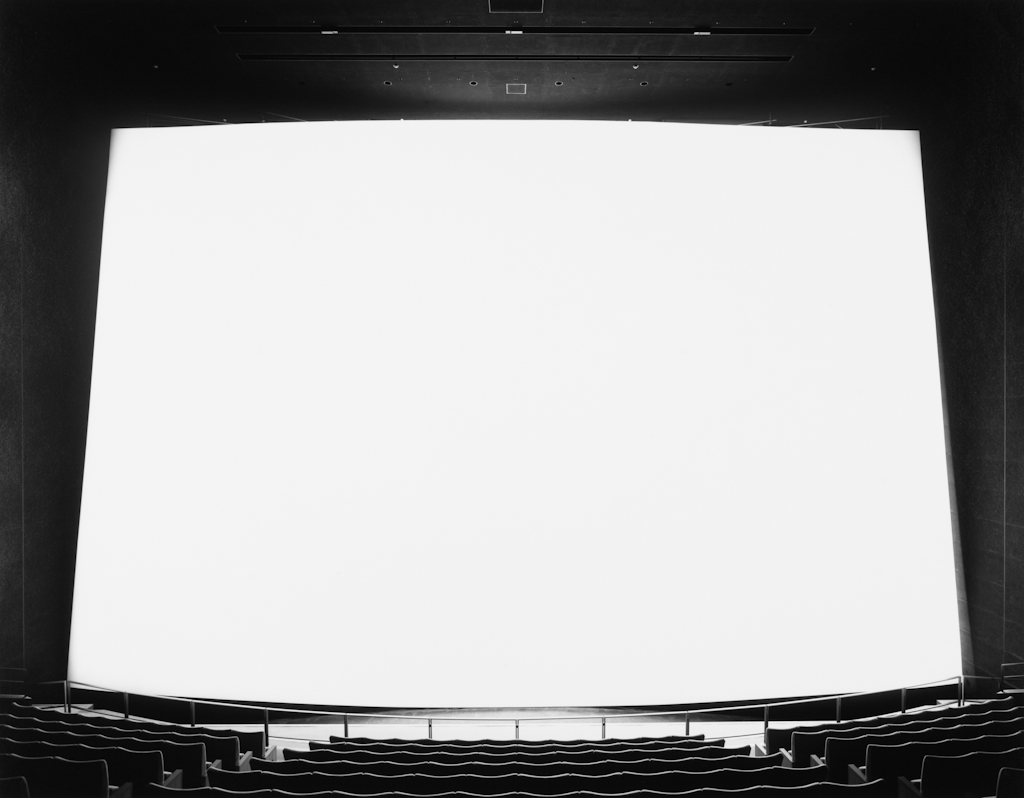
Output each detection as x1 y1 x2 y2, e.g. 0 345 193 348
71 120 960 708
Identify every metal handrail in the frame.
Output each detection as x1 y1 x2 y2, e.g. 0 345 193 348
60 676 962 722
53 674 970 733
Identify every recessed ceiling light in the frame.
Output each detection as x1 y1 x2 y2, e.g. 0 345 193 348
470 80 478 86
640 81 648 86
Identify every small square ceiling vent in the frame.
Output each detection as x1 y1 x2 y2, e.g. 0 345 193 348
506 83 527 95
489 0 544 12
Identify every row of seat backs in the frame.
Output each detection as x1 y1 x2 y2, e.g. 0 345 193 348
765 695 1017 755
825 717 1024 781
1 709 241 769
143 781 892 798
790 701 1024 766
325 734 705 749
316 738 725 754
268 750 783 775
914 746 1024 797
863 728 1024 783
12 702 264 761
206 763 831 794
0 722 208 788
305 740 733 763
0 736 167 791
0 752 120 798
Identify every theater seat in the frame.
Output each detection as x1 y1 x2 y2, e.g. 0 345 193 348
0 776 29 798
996 766 1024 798
0 752 130 798
766 696 1017 756
0 737 184 793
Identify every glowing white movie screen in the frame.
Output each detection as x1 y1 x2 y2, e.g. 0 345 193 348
71 120 960 708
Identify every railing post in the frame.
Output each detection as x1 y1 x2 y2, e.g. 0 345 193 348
835 696 842 722
901 688 907 713
263 707 269 750
428 719 433 740
190 700 196 727
64 680 70 714
685 710 690 737
515 719 519 740
601 717 606 739
763 705 769 747
344 714 349 738
123 692 129 719
958 675 964 706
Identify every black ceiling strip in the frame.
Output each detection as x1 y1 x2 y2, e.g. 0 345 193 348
217 25 814 36
237 53 793 62
219 25 324 33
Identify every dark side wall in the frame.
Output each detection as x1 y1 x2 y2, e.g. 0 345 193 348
921 1 1024 680
0 0 1021 691
0 0 112 688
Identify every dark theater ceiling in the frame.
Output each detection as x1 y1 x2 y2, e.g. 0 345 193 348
11 0 982 131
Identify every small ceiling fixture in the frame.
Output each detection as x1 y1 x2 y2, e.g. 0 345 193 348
506 83 527 94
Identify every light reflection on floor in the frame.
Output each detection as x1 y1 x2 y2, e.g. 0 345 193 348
204 720 768 754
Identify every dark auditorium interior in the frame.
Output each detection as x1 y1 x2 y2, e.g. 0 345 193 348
1 0 1024 796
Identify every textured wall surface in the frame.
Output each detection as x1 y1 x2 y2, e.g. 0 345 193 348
0 0 1020 693
920 2 1024 679
0 0 27 686
0 1 110 685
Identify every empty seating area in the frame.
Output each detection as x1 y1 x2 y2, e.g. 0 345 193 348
203 732 887 797
0 701 265 797
768 694 1024 797
3 693 1023 797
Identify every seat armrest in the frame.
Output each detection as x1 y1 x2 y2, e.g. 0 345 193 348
780 749 794 768
753 742 768 757
848 764 868 784
163 769 184 789
209 759 222 772
264 744 278 762
897 775 922 798
810 754 826 769
110 784 132 798
239 751 254 771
